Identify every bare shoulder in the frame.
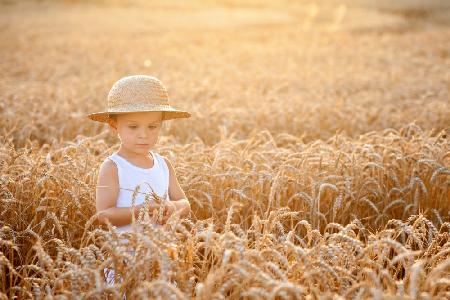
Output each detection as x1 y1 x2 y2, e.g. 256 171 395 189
97 158 119 185
96 158 119 211
161 155 176 173
99 158 118 174
161 155 186 200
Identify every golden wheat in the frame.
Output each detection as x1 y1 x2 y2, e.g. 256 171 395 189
1 0 450 298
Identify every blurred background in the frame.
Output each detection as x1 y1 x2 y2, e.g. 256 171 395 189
1 0 449 147
1 2 449 297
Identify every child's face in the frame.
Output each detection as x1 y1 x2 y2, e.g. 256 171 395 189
108 111 163 155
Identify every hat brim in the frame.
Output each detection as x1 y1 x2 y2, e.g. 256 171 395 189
87 104 191 123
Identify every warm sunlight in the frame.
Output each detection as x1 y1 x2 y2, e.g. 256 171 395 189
1 0 449 299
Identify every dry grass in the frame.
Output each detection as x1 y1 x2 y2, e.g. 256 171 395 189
1 0 449 298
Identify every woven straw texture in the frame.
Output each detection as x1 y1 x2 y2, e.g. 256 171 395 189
87 75 191 123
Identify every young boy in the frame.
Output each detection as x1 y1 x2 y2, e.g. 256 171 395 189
87 75 191 231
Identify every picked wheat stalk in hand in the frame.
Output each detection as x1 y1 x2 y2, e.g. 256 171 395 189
137 186 170 225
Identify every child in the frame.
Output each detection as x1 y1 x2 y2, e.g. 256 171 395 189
87 75 191 285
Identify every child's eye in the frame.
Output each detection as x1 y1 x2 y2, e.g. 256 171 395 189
149 126 156 129
129 126 137 129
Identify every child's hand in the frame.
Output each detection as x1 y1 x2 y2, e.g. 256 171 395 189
161 201 177 223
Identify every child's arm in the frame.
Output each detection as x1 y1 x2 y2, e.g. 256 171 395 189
164 157 191 218
95 159 154 227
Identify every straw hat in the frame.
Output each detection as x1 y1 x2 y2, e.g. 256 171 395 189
87 75 191 123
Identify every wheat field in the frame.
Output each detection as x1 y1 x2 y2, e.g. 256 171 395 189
1 0 449 299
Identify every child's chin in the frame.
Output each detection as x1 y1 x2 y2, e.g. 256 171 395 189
134 148 150 153
127 146 148 154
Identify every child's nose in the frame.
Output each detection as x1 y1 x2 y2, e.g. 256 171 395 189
138 128 148 138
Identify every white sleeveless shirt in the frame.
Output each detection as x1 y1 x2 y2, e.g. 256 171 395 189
107 150 169 233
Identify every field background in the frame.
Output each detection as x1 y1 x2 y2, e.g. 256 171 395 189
1 0 449 299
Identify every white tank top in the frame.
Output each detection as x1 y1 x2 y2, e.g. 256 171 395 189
107 150 169 232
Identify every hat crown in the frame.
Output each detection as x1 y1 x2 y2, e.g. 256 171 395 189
108 75 169 108
87 74 191 123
